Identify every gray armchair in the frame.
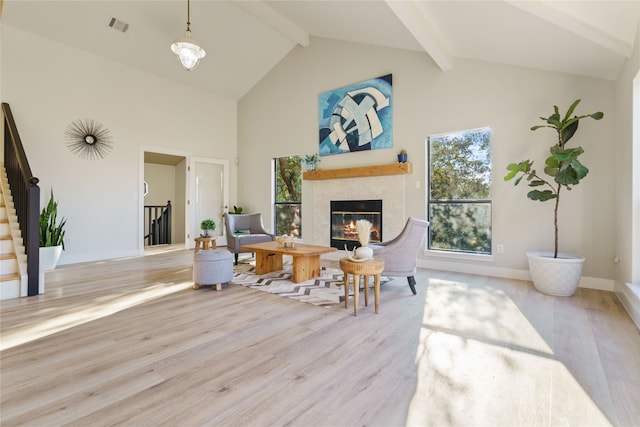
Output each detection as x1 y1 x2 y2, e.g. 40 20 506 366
368 217 429 295
224 212 275 265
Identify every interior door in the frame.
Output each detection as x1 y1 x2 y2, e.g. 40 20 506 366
189 158 229 248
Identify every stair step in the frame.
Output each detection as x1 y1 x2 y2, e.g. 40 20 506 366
0 255 18 275
0 236 17 255
0 272 20 282
0 279 21 300
0 222 11 238
1 164 28 300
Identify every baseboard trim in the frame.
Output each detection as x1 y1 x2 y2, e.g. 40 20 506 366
417 258 615 292
616 282 640 329
419 258 529 281
59 249 141 266
579 276 615 292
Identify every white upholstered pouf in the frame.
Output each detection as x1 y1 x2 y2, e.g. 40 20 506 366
192 249 234 290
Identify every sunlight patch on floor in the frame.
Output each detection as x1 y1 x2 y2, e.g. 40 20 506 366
406 277 611 426
1 281 192 351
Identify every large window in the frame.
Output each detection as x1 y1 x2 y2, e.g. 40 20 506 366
427 127 492 254
274 156 302 238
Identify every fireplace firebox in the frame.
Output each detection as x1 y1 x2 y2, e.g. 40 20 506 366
330 200 382 250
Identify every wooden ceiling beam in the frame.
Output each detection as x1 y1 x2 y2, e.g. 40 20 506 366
235 1 310 47
385 0 453 72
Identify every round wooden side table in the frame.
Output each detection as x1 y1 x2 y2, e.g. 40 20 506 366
339 257 384 316
194 236 217 252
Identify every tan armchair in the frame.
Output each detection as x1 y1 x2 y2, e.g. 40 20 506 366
368 217 429 295
224 212 275 265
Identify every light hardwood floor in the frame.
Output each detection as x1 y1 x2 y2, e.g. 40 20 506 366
1 247 639 427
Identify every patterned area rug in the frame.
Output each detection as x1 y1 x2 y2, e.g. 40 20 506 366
231 262 384 307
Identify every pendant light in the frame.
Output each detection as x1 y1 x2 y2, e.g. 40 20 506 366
170 0 206 71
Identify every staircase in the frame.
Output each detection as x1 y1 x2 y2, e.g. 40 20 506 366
0 166 28 300
2 102 41 299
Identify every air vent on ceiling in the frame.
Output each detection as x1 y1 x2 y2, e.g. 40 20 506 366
108 17 129 33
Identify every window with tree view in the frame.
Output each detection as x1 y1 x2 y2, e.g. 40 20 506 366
274 156 302 238
427 128 492 254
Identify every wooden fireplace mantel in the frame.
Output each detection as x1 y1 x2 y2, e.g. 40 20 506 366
303 162 412 180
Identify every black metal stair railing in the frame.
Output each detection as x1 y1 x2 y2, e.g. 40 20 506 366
144 201 171 245
2 102 40 296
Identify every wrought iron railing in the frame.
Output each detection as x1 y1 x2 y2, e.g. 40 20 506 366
2 102 40 296
144 201 171 245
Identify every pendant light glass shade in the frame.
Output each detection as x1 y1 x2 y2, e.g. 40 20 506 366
171 0 205 71
171 30 206 71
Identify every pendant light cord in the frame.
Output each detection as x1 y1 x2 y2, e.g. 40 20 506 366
186 0 191 32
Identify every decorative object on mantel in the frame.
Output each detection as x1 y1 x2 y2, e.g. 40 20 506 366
303 162 412 180
397 149 408 163
231 205 244 214
318 74 392 156
304 153 320 171
170 0 206 71
64 119 114 160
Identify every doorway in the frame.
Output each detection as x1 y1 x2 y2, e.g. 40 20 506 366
141 149 228 251
189 157 229 248
143 151 187 248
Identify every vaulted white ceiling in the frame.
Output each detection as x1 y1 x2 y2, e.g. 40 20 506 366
2 1 639 100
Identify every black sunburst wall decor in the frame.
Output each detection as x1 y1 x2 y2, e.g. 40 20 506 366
64 119 114 160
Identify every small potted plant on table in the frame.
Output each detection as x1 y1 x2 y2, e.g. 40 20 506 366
200 219 216 237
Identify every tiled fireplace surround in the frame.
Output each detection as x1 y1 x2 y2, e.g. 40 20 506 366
312 175 406 251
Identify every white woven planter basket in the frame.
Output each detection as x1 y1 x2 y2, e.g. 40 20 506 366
527 251 585 297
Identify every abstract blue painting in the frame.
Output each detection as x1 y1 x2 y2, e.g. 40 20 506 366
318 74 392 156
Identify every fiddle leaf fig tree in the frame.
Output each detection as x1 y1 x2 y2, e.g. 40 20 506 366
504 99 603 258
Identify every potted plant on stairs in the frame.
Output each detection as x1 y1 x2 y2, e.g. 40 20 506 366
39 190 67 271
504 99 603 296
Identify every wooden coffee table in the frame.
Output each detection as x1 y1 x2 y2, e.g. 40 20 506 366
240 241 337 283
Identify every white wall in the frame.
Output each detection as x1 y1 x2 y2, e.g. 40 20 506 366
175 159 187 245
239 36 617 283
1 26 238 264
144 163 175 208
614 23 640 287
613 21 640 326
